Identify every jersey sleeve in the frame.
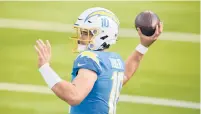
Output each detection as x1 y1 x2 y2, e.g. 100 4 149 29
71 51 102 76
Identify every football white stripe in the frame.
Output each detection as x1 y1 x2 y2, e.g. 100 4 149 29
0 18 199 43
0 82 199 109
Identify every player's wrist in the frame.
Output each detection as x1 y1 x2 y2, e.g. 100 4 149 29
135 44 148 54
39 63 50 70
39 63 62 89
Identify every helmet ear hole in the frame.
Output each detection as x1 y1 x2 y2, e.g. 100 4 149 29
101 42 110 49
95 42 110 51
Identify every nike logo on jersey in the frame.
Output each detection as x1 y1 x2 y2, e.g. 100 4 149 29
77 63 85 67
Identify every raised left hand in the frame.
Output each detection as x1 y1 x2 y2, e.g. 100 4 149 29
34 39 52 68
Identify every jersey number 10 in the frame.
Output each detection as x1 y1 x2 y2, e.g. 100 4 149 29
108 71 124 114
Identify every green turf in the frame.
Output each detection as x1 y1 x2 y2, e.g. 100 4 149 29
0 1 199 33
0 91 199 114
0 28 199 103
0 91 68 114
117 102 200 114
0 1 200 114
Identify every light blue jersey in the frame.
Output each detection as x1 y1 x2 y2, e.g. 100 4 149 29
70 50 125 114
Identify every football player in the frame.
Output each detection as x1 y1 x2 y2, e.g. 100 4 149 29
34 7 163 114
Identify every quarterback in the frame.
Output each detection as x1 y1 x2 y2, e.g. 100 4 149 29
34 7 163 114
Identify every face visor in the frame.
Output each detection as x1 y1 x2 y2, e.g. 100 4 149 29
69 26 99 53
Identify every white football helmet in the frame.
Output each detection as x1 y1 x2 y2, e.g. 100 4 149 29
70 7 120 52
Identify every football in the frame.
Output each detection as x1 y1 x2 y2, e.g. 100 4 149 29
135 11 160 36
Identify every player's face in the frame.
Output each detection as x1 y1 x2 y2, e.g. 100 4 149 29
78 29 93 45
70 27 95 52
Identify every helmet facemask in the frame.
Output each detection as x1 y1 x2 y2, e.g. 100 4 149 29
69 26 99 53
